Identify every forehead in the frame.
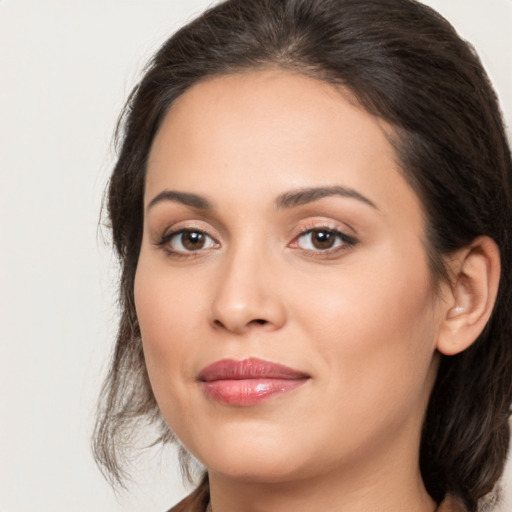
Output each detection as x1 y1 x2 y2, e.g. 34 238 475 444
145 70 423 230
148 71 392 176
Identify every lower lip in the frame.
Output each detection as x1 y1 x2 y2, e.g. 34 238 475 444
201 378 308 406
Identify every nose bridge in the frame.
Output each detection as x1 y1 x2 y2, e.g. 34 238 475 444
210 236 286 334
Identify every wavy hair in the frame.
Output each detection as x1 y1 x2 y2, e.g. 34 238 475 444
93 1 512 510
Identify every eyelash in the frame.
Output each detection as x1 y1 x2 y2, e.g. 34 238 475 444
291 224 358 257
155 225 357 259
156 228 219 258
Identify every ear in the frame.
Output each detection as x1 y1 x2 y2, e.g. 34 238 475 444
436 236 501 356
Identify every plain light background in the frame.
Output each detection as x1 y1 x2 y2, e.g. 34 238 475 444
1 1 511 511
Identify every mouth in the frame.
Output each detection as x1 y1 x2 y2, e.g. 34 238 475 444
197 357 310 406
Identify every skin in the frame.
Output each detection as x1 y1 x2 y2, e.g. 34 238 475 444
134 70 480 512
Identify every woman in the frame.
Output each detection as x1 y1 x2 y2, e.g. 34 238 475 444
93 0 512 511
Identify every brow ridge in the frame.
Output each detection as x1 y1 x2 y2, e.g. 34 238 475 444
275 186 377 210
147 190 212 211
147 185 377 212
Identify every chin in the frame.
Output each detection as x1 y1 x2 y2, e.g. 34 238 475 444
204 453 308 484
185 422 313 483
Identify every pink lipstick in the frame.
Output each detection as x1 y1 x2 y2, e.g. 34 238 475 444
197 358 309 406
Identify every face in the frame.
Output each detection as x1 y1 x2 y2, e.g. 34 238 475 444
135 71 445 484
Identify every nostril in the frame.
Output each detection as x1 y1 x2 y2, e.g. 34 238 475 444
212 317 269 332
213 319 225 329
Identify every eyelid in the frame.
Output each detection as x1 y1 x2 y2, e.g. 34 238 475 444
288 221 358 256
153 218 220 242
291 227 356 246
159 228 217 246
289 218 357 241
147 208 226 241
154 221 221 258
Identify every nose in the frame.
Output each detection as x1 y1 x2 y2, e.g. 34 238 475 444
209 247 287 335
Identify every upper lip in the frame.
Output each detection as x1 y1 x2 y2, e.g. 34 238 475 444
197 357 309 382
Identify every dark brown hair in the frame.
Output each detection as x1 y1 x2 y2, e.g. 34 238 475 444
93 1 512 510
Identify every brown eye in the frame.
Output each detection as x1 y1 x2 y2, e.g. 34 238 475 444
310 230 336 249
182 231 206 250
296 228 353 252
168 229 217 252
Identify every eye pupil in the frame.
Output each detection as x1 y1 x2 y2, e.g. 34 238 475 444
312 230 335 249
182 231 205 250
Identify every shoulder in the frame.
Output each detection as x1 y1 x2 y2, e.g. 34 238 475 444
437 495 468 512
166 479 209 512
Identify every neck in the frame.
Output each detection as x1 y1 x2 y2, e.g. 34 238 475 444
207 436 436 512
208 473 435 512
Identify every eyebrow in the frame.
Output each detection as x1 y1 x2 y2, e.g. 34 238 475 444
275 186 378 210
147 190 213 211
146 185 378 212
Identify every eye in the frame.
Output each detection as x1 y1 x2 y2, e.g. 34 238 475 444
294 228 355 252
160 229 218 253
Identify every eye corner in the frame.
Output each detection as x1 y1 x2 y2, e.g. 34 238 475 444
155 226 220 259
289 224 358 258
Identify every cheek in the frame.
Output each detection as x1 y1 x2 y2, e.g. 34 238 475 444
133 258 217 440
133 256 205 392
298 258 435 340
293 248 439 408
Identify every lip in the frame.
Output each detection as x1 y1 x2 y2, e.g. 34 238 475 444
197 358 310 406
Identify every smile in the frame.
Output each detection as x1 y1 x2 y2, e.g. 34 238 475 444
197 357 310 406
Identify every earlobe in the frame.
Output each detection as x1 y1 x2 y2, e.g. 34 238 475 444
436 236 501 356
